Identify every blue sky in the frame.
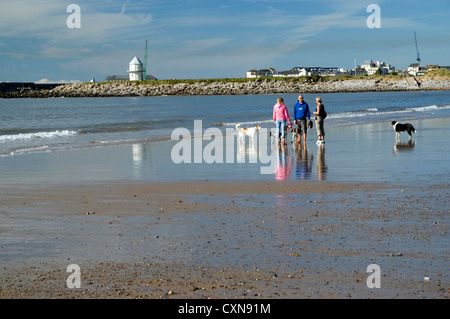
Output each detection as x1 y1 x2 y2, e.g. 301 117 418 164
0 0 449 82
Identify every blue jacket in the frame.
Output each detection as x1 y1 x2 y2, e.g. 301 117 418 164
294 101 310 120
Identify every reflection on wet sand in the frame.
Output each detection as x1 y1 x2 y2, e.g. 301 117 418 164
132 144 147 163
316 145 327 180
293 142 313 180
393 140 416 154
274 141 328 181
237 138 258 164
132 144 148 178
275 143 293 180
130 136 328 181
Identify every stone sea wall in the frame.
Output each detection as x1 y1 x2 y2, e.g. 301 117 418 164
2 77 449 98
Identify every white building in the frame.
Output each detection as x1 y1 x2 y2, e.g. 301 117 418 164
360 60 396 75
274 67 310 77
128 56 144 81
407 63 420 76
246 68 276 78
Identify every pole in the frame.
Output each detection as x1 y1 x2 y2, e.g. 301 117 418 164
143 40 148 80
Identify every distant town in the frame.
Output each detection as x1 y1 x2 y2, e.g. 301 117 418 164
247 61 450 79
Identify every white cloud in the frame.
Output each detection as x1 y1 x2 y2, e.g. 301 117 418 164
35 78 82 84
120 0 131 15
0 0 435 81
0 0 152 44
0 0 64 37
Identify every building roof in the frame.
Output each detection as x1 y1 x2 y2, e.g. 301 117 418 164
129 56 143 65
105 74 158 81
105 75 129 81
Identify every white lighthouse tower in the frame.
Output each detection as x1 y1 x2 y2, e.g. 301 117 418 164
128 56 144 81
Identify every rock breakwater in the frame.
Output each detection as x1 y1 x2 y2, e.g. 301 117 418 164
2 77 449 98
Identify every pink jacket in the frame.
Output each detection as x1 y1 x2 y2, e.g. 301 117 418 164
273 103 292 124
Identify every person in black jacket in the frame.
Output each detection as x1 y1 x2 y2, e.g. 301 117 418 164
313 97 326 145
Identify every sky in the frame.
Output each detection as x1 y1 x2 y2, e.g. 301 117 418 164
0 0 449 82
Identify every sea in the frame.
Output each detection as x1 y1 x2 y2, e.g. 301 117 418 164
0 91 450 157
1 91 449 157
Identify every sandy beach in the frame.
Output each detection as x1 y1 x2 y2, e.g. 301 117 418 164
0 118 448 299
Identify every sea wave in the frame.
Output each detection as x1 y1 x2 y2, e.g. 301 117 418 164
216 119 274 127
0 130 77 142
3 145 51 157
217 104 450 127
328 104 450 120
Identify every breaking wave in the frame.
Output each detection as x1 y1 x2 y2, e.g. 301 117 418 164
218 104 450 127
0 130 78 142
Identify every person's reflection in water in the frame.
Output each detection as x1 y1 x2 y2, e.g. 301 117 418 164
316 144 328 180
293 142 313 180
275 143 293 180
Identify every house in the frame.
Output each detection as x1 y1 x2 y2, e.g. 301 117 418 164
274 67 309 77
416 67 429 76
272 66 340 77
360 60 395 75
353 67 368 76
307 67 340 76
407 63 420 76
246 68 277 78
426 65 439 71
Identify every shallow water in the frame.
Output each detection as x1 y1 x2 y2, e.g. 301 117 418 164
1 91 449 157
0 117 448 188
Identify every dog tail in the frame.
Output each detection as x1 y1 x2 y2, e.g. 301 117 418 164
235 124 240 130
411 125 416 133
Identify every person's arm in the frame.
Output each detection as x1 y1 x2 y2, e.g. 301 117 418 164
285 106 292 126
313 104 320 115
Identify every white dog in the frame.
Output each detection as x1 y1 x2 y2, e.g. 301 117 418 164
235 124 261 142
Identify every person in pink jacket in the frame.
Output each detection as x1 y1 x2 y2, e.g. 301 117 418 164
273 97 292 144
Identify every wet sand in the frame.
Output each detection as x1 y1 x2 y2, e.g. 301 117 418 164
0 119 449 299
0 180 448 299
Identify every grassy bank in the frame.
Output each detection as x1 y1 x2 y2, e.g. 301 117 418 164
87 72 450 86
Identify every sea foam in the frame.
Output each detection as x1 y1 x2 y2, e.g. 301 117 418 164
0 130 77 142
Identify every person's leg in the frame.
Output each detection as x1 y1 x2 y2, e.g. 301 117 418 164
276 120 282 143
280 120 287 144
295 120 301 143
299 119 308 144
315 119 320 140
298 120 306 143
319 119 325 141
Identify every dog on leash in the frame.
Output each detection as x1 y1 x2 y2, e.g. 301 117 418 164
390 121 416 140
236 124 261 142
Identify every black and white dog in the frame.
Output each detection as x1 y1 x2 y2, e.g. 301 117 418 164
390 121 416 140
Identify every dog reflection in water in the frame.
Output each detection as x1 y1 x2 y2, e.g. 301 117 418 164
393 140 416 154
235 124 261 163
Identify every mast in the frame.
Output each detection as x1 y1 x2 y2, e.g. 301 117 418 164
414 32 421 63
143 40 148 80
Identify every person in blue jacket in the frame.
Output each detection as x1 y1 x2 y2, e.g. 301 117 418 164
293 95 310 144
